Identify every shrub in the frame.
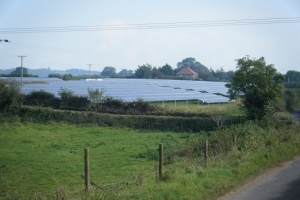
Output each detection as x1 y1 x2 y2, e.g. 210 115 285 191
25 90 60 108
58 88 89 110
101 97 125 110
0 79 23 111
126 98 158 113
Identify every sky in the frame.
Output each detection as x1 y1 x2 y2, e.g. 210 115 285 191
0 0 299 74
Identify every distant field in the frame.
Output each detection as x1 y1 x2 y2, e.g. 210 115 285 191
151 100 243 116
0 122 185 199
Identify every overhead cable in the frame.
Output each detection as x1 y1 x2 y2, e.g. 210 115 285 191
0 17 299 34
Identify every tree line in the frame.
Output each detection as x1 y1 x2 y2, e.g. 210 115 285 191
0 67 37 77
98 57 234 81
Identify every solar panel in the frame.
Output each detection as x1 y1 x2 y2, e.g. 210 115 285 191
3 77 230 103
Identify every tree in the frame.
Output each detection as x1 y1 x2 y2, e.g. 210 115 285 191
48 73 62 79
10 67 28 76
176 57 210 80
152 67 164 78
226 56 285 120
176 58 209 73
159 64 174 76
134 64 153 78
101 66 117 77
62 73 73 81
285 70 300 83
118 69 133 77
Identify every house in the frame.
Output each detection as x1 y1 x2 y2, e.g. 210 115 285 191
176 66 198 79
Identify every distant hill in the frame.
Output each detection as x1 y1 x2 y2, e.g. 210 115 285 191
0 67 101 77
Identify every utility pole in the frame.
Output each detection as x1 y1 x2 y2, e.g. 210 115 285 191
18 55 27 84
87 64 93 79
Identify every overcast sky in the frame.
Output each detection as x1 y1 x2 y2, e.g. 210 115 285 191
0 0 299 74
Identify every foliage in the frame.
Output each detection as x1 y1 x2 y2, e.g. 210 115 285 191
48 73 62 79
159 64 174 76
10 67 28 75
17 106 245 132
0 79 23 111
152 67 164 78
176 57 209 74
134 64 153 78
102 96 125 110
0 67 37 77
118 69 134 77
24 90 60 108
226 56 285 120
285 70 300 83
58 88 89 110
101 66 117 77
284 82 300 88
284 89 300 111
87 88 106 104
62 73 72 80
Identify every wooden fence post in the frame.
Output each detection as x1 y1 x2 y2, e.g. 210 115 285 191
159 143 163 180
204 140 208 166
84 148 90 194
233 135 237 147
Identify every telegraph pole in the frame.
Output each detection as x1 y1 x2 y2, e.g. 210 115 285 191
18 55 27 84
87 64 93 79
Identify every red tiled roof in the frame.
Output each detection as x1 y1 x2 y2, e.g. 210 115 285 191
176 67 198 75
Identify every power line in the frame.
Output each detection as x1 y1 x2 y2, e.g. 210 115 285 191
0 17 299 34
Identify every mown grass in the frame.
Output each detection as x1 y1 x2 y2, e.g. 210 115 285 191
151 100 244 116
1 118 300 200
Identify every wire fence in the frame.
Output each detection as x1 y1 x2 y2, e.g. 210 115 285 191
0 148 162 198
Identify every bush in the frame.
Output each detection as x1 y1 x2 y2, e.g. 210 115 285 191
58 88 89 110
0 79 23 111
126 98 158 113
284 89 300 112
101 97 125 110
25 90 60 108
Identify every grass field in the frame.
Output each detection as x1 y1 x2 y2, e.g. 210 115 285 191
0 122 186 199
151 100 243 116
1 119 300 199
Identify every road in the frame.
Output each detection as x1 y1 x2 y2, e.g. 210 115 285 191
219 156 300 200
291 109 300 125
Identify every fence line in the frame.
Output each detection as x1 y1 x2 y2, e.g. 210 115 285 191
2 134 244 195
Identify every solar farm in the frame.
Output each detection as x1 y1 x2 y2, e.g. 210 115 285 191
14 77 230 103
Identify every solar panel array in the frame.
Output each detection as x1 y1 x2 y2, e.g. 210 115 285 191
3 77 230 103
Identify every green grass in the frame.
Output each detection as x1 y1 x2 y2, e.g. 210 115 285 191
151 100 244 116
1 120 300 199
0 122 185 199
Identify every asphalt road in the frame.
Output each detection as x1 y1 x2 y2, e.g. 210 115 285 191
219 156 300 200
291 109 300 125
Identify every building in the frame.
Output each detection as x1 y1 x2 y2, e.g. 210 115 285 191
176 66 198 79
